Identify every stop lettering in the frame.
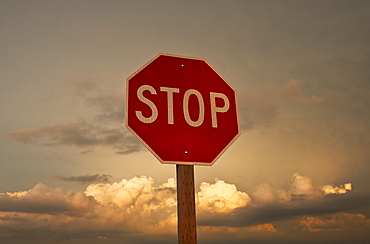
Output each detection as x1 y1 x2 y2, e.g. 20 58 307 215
135 85 229 128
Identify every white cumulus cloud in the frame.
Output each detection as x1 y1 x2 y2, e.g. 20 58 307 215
322 183 352 195
197 180 251 213
289 173 323 200
250 182 290 204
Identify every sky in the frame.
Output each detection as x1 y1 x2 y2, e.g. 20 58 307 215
1 0 369 243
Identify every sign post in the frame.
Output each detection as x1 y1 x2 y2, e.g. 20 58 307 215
125 53 240 243
177 165 197 243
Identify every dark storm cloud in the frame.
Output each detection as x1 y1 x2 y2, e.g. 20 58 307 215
198 191 370 227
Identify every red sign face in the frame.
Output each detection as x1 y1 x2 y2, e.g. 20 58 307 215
125 54 240 165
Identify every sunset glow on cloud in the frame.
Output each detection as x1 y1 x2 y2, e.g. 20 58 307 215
1 173 367 243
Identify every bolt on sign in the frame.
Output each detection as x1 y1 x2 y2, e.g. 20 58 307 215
125 53 240 166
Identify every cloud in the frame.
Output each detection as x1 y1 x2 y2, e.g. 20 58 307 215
56 174 112 184
84 176 178 233
282 79 325 105
202 191 369 228
199 173 370 228
85 176 163 208
237 78 325 131
322 183 352 195
2 72 141 155
0 177 178 242
88 94 125 123
249 182 290 204
249 173 325 205
3 121 142 154
198 223 277 240
300 212 370 232
288 173 324 200
1 174 369 243
0 183 96 216
238 89 278 131
64 72 125 124
197 180 251 213
63 70 100 91
4 121 114 146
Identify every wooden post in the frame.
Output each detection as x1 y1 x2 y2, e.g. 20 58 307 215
176 164 197 244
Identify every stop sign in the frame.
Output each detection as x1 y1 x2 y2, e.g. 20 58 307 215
125 54 240 166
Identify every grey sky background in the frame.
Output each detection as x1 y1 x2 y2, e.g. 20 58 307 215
1 1 369 243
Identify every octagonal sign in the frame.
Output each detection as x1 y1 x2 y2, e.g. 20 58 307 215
125 53 240 165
